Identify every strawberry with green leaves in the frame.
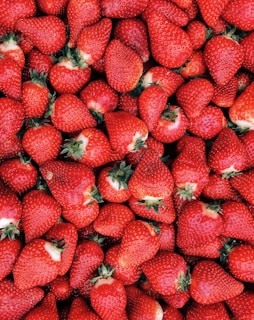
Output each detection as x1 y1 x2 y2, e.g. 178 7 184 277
0 33 25 68
25 48 54 78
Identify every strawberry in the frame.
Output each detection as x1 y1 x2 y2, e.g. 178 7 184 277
183 0 198 20
126 285 164 320
0 0 36 32
22 70 50 118
128 149 174 210
171 0 193 9
113 18 150 62
162 289 190 309
151 105 189 144
77 18 112 66
22 122 62 165
176 78 214 119
68 297 100 320
208 127 248 177
222 0 254 31
97 162 133 203
22 189 62 243
13 238 62 290
0 33 25 68
204 33 244 86
190 260 244 304
186 20 212 50
79 79 119 123
185 301 230 320
49 93 96 133
67 0 101 48
147 11 193 68
104 110 148 154
179 50 207 79
69 240 104 289
0 55 22 100
117 220 160 268
0 279 44 320
104 39 143 92
211 76 238 108
240 32 254 73
0 237 22 280
163 304 184 320
187 105 227 140
176 200 223 249
229 81 254 130
226 290 254 319
25 48 54 77
236 70 253 92
16 15 66 55
37 0 69 16
24 292 59 320
45 221 78 276
101 0 149 18
48 274 72 301
196 0 229 28
239 130 254 169
18 33 34 56
138 85 168 132
0 135 23 162
157 222 175 251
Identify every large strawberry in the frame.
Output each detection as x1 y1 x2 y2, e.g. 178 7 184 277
101 0 149 18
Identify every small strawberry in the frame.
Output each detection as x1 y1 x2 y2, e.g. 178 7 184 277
16 15 66 55
185 301 230 320
162 288 190 309
163 304 184 320
183 0 198 20
171 0 193 9
190 260 244 304
211 76 238 108
48 274 72 301
68 297 100 320
236 70 253 92
240 32 254 73
25 48 54 76
0 33 25 68
196 0 229 28
226 290 254 319
186 20 213 50
104 39 143 92
179 50 207 79
239 130 254 169
101 0 149 18
36 0 69 16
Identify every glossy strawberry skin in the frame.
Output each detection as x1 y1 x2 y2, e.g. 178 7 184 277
101 0 149 18
196 0 229 28
186 301 230 320
36 0 69 16
68 297 100 320
226 290 254 319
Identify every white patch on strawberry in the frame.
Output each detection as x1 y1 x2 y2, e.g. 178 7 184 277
58 59 79 70
127 131 148 152
143 195 162 201
106 175 125 190
44 241 62 262
221 164 238 174
232 119 254 130
94 276 115 289
141 71 153 88
0 218 15 228
76 133 89 151
46 171 54 181
79 50 93 65
87 100 103 113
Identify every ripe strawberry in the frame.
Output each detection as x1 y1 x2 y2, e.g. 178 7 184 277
48 274 72 301
229 81 254 130
183 0 198 20
208 127 248 177
0 237 22 280
101 0 149 18
211 76 238 108
45 221 78 276
240 32 254 73
190 260 244 304
79 79 119 123
226 290 254 319
196 0 229 28
0 279 44 320
176 78 214 119
236 70 253 92
37 0 69 16
186 20 212 50
0 0 36 32
68 297 100 320
22 123 62 165
0 55 22 100
18 33 34 56
0 33 25 68
77 18 112 66
171 0 193 9
126 285 163 320
16 15 66 55
157 223 175 251
147 11 193 68
104 110 148 154
185 301 230 320
204 33 244 86
104 39 143 92
117 220 160 268
13 238 62 290
0 135 23 162
163 304 184 320
49 93 96 133
67 0 101 48
239 130 254 169
118 93 138 115
162 289 190 309
176 200 223 249
25 48 54 77
187 105 227 139
69 240 104 289
179 50 207 79
151 105 189 144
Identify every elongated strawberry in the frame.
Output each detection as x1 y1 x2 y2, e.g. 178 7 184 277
16 15 66 55
104 39 143 92
196 0 229 28
147 11 193 68
190 260 244 304
226 290 254 319
68 297 100 320
37 0 69 16
0 33 25 68
101 0 149 18
186 301 230 320
104 110 148 154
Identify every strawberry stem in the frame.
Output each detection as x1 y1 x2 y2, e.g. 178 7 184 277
0 221 20 240
90 263 115 284
107 161 133 190
60 139 84 160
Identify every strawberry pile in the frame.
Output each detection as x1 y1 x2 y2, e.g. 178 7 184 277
1 0 254 319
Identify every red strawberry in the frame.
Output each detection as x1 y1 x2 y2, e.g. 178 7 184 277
176 200 223 249
126 285 164 320
0 55 22 99
18 33 34 55
0 279 44 320
179 50 207 79
208 127 248 177
104 39 143 92
162 289 190 309
229 81 254 130
240 32 254 73
67 0 101 48
0 237 22 280
204 33 244 86
226 290 254 319
25 48 54 76
185 301 230 320
236 70 253 92
104 110 148 154
22 123 62 165
186 20 212 50
45 221 78 276
117 220 160 268
69 240 104 289
183 0 198 20
68 297 100 320
147 11 193 68
171 0 193 9
13 238 62 290
101 0 149 18
16 15 66 55
113 18 150 62
77 18 112 66
211 76 238 108
79 79 119 123
190 260 244 304
157 222 175 251
0 33 25 68
49 93 96 133
176 78 214 119
163 304 184 320
36 0 69 16
187 105 227 140
196 0 229 28
48 274 72 301
151 105 189 144
239 130 254 169
0 135 23 162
